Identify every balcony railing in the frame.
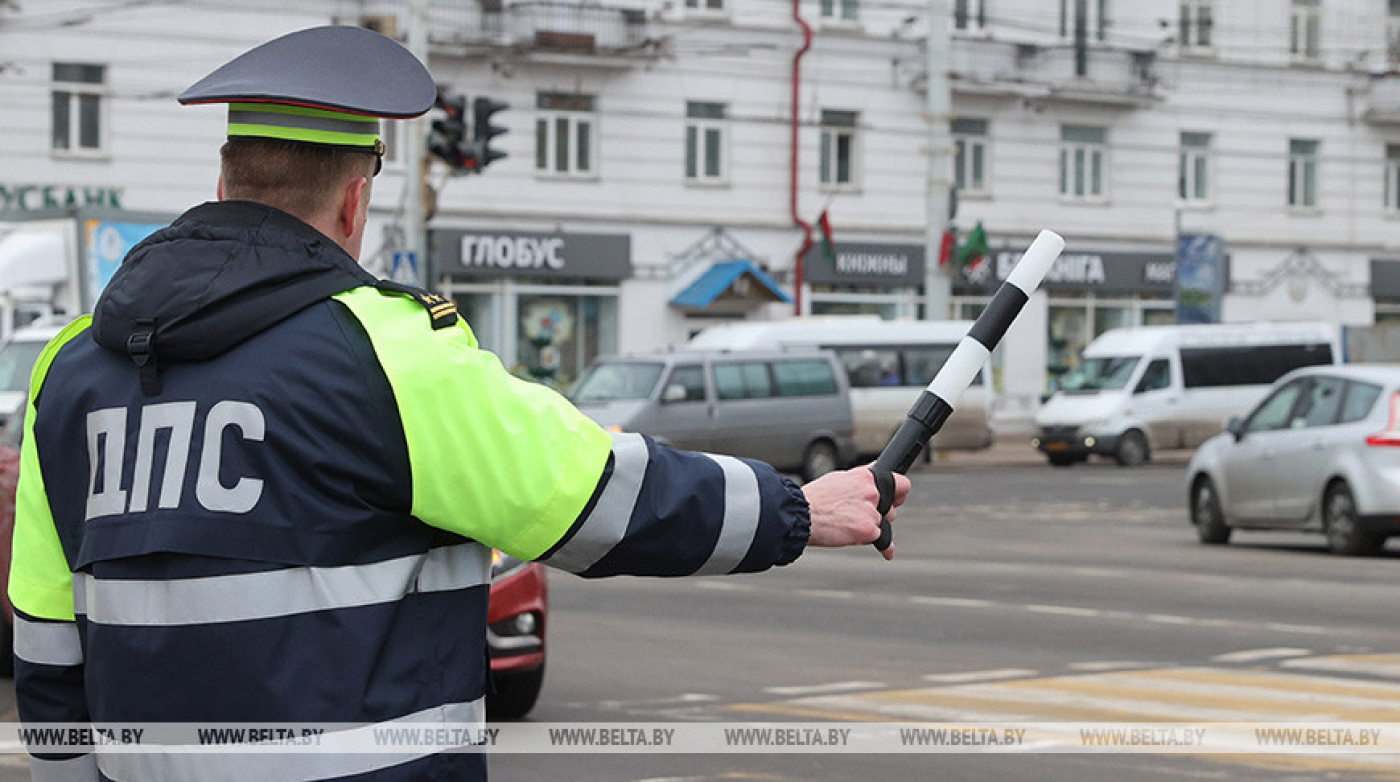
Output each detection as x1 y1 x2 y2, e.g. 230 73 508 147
424 1 657 58
948 37 1159 107
1363 75 1400 124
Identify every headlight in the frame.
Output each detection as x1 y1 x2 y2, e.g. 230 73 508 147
491 551 528 580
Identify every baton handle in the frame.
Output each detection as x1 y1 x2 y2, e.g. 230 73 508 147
869 230 1065 553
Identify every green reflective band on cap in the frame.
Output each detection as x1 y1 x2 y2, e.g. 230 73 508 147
228 102 380 150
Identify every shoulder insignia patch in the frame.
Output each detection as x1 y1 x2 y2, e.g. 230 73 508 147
374 279 459 330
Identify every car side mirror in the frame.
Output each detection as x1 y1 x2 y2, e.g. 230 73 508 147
1225 416 1245 441
661 384 687 403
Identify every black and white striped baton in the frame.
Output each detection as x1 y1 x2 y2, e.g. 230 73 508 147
870 229 1066 552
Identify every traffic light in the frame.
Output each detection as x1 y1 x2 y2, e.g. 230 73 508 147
428 92 473 172
471 96 509 170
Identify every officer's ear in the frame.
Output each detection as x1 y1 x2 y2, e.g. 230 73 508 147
337 175 369 240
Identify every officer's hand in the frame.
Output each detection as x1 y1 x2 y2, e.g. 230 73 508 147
802 467 911 561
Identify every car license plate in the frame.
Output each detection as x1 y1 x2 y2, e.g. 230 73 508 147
1044 441 1069 452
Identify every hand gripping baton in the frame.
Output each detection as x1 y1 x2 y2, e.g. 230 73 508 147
870 230 1065 552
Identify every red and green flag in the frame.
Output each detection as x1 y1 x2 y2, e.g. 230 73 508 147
818 209 836 262
955 221 990 274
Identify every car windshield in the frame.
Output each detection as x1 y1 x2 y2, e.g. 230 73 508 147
571 362 665 402
0 340 45 394
1059 356 1141 392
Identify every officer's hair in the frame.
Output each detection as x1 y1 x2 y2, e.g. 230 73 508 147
220 139 377 219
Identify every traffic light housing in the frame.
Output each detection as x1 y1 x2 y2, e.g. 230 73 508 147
428 92 472 171
471 96 508 170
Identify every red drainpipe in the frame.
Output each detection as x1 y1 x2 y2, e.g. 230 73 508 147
790 0 813 316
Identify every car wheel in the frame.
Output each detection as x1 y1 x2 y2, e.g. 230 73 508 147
801 440 839 483
1192 476 1231 545
1047 453 1075 467
1115 430 1149 467
488 665 545 721
1323 482 1383 556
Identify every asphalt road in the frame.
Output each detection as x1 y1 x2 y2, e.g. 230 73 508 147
496 459 1400 782
0 458 1397 781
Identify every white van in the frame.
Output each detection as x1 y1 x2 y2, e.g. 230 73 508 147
0 322 63 427
687 316 993 457
1033 322 1342 467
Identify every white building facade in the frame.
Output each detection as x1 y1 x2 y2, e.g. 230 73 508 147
6 0 1400 428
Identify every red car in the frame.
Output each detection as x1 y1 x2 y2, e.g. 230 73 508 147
0 424 549 719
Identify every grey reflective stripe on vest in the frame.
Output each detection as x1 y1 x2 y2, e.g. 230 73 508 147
29 753 98 782
691 454 761 576
544 432 648 574
75 543 491 626
13 615 83 666
95 698 484 782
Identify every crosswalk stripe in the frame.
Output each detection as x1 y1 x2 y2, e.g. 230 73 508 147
1282 654 1400 679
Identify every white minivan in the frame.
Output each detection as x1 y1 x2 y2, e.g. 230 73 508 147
687 316 993 457
1033 322 1341 467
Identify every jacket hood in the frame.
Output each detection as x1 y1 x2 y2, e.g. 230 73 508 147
92 200 375 364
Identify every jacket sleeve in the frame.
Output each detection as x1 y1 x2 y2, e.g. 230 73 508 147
334 287 811 573
539 432 811 577
8 324 98 779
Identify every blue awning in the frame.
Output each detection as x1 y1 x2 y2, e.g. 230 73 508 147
669 260 791 309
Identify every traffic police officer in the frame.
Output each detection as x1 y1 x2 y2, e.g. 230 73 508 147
9 25 909 781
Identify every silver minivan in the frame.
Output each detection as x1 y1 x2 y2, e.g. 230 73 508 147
569 349 858 481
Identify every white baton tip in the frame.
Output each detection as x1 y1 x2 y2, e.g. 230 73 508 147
1005 229 1066 295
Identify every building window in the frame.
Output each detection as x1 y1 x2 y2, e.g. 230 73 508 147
821 0 858 22
953 0 986 31
1389 0 1400 69
1288 138 1319 208
819 110 859 190
685 102 726 184
684 0 724 11
535 93 596 178
1179 132 1211 203
1058 125 1106 200
51 62 105 155
1179 0 1213 51
1059 0 1106 42
1291 0 1321 62
953 117 988 195
1386 144 1400 213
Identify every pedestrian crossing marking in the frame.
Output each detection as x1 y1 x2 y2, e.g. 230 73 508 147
724 655 1400 741
1283 654 1400 679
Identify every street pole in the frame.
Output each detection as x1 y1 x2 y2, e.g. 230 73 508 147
924 0 953 321
403 0 429 288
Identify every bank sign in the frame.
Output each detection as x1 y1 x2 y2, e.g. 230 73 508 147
433 229 632 281
954 246 1177 295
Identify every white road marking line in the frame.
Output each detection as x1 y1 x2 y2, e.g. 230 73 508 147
693 581 756 592
1282 655 1400 678
1067 661 1153 672
1211 647 1313 663
908 596 994 608
765 681 887 696
922 669 1038 684
792 588 855 601
1024 604 1103 617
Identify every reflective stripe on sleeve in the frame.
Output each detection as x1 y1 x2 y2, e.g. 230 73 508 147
692 454 761 576
542 433 648 574
75 543 490 627
13 615 83 666
29 753 98 782
95 698 483 782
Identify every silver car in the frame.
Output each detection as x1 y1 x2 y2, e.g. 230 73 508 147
1187 364 1400 555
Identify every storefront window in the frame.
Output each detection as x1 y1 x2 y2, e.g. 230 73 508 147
457 292 503 352
1094 305 1131 337
515 293 618 390
1048 304 1089 387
